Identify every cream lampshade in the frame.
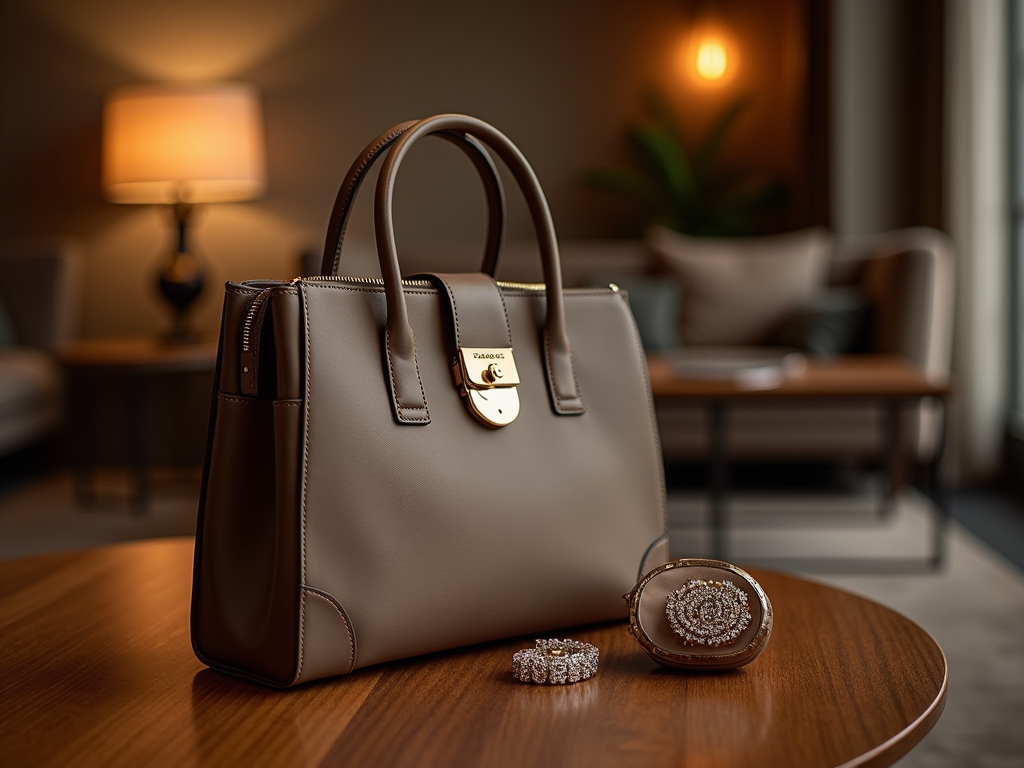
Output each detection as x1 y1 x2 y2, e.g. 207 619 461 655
102 82 266 341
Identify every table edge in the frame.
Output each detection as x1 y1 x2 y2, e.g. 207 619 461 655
838 659 948 768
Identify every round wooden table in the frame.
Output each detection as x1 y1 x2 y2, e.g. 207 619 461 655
0 538 946 768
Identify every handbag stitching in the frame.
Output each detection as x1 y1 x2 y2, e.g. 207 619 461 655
566 341 585 410
218 394 266 405
331 127 411 275
302 279 433 419
296 589 307 682
439 280 462 347
542 332 586 414
297 283 313 682
301 284 436 297
384 328 430 422
435 278 514 349
301 585 357 674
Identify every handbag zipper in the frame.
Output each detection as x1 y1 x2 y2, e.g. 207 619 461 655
241 276 547 353
297 275 548 291
241 290 271 353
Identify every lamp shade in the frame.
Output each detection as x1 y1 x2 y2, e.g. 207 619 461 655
102 82 266 204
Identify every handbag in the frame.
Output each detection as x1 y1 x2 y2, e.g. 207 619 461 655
190 114 668 687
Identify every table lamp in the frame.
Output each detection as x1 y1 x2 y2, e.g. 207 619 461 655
102 82 266 342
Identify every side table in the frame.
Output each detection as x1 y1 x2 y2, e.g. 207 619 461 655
55 337 217 512
647 354 952 568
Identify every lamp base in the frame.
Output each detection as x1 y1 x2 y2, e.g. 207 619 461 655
157 202 204 344
160 314 201 346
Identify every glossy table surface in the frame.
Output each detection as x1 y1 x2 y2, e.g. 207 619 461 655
647 354 950 399
0 538 946 768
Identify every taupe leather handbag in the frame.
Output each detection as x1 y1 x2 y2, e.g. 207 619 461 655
191 114 668 687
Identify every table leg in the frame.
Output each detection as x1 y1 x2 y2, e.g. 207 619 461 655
925 398 949 568
127 377 150 515
709 401 728 560
880 400 901 518
70 371 95 507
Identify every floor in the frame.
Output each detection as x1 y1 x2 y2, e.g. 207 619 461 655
0 464 1022 767
948 487 1024 571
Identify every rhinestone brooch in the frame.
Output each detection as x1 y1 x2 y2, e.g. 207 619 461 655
665 578 752 647
512 639 599 685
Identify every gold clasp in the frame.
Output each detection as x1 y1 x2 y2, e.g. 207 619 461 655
452 347 521 427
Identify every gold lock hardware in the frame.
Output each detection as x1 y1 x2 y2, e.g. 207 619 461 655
482 363 504 384
452 347 521 428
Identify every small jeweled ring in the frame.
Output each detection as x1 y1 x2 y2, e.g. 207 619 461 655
511 639 599 684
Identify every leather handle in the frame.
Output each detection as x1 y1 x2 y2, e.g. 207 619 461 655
375 115 584 420
320 122 505 277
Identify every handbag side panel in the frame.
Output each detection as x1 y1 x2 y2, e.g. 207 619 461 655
190 285 304 687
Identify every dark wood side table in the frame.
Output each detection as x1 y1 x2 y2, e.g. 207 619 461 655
55 337 217 512
0 537 947 768
647 354 952 568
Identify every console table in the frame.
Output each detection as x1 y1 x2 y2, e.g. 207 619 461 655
0 538 946 768
56 337 218 512
647 354 951 568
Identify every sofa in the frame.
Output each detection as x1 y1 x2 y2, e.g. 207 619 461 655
0 238 82 457
388 226 954 469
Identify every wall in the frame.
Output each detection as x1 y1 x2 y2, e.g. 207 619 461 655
0 0 811 339
832 0 903 234
831 0 945 235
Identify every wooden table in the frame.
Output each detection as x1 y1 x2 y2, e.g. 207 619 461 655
0 538 947 768
56 337 218 512
647 354 952 567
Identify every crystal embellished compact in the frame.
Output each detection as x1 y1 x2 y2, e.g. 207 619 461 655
623 558 773 670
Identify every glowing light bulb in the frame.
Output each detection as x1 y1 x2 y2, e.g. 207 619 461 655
696 37 728 80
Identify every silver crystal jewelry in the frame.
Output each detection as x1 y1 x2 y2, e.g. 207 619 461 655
512 639 599 684
624 559 772 670
665 578 752 647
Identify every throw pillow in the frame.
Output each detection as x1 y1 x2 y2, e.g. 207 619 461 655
769 288 870 357
589 275 680 351
647 226 832 346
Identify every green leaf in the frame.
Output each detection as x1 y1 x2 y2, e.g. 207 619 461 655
725 178 789 216
695 95 752 182
627 122 696 208
581 166 673 216
643 86 688 149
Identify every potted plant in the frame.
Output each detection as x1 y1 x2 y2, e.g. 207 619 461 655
584 90 786 236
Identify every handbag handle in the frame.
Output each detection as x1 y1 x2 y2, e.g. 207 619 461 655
320 121 505 278
374 114 584 423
